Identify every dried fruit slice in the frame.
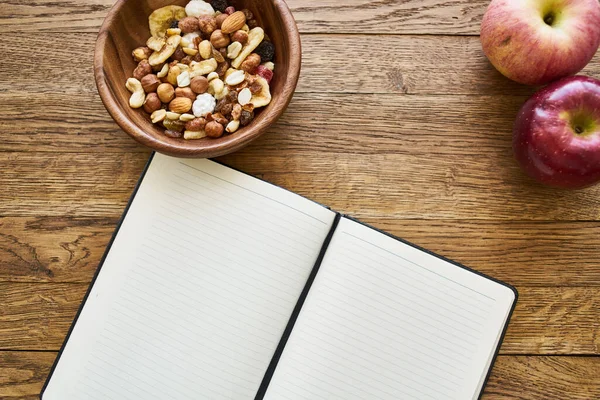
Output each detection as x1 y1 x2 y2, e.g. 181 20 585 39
250 76 271 108
149 35 182 66
149 5 186 38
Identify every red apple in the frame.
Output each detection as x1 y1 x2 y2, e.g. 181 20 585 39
513 76 600 189
481 0 600 85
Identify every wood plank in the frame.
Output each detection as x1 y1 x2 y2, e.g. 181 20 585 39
1 352 599 399
0 217 117 283
2 151 600 220
0 0 488 34
2 217 600 286
2 91 530 154
0 283 87 351
1 283 598 354
483 356 600 399
0 351 55 400
5 33 598 96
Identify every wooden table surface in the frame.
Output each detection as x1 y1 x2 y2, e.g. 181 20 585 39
1 0 600 398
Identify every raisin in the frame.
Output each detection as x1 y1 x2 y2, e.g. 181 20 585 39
240 110 254 126
254 41 275 62
211 0 228 12
169 20 180 29
226 90 238 103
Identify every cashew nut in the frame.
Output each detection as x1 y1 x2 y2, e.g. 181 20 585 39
126 78 145 109
231 27 264 69
149 35 182 66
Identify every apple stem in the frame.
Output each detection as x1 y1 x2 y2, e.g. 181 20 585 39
543 12 555 26
575 126 584 134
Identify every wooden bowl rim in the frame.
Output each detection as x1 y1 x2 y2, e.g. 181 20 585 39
94 0 301 158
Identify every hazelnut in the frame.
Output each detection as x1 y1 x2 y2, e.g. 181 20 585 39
240 53 261 73
132 46 152 62
175 87 196 101
172 47 186 62
133 60 152 80
197 16 217 35
178 16 200 33
185 117 207 131
215 13 228 29
141 74 161 93
210 29 230 49
230 30 248 44
143 93 162 113
205 121 224 138
190 76 209 94
169 97 193 114
157 83 175 103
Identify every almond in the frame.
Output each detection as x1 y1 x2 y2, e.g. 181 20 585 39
169 97 193 114
221 11 246 34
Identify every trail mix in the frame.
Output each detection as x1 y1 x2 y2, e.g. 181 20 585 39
126 0 275 139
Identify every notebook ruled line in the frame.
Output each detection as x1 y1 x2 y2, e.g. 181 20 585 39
178 162 327 225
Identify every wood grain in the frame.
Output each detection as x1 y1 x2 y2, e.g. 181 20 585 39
1 353 599 400
2 217 600 287
0 217 117 283
6 33 598 96
0 351 56 400
0 0 489 34
1 283 598 354
3 151 599 221
2 91 531 154
483 356 600 399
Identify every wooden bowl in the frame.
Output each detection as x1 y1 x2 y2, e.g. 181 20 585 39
94 0 301 158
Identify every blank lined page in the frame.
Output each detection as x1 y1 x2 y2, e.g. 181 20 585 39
42 153 336 400
264 217 516 400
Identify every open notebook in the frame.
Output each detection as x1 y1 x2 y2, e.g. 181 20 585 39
42 153 517 400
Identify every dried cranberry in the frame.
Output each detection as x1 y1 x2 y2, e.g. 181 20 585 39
256 65 274 84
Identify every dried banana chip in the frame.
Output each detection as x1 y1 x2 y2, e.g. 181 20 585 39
149 5 186 38
250 77 271 108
